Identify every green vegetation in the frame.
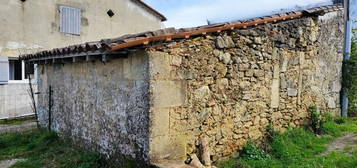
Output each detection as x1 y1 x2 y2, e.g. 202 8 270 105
0 117 35 126
0 129 103 168
241 141 271 161
309 105 325 134
346 38 357 116
218 118 357 168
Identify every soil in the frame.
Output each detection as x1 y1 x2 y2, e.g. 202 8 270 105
322 134 357 156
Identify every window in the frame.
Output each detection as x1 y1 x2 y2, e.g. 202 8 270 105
9 59 22 80
59 6 81 35
0 57 36 83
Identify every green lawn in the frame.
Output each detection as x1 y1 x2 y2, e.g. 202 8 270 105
0 129 103 168
218 118 357 168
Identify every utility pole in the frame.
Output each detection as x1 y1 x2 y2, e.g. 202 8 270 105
342 0 352 117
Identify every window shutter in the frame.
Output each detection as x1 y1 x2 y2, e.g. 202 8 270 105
0 57 9 84
60 6 81 35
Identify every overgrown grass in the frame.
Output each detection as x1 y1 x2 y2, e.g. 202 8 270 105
218 119 357 168
0 129 103 168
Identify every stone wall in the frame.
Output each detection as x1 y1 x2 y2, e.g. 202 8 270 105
37 51 151 161
147 11 344 162
34 10 344 166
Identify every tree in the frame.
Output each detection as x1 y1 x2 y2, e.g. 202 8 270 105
347 37 357 116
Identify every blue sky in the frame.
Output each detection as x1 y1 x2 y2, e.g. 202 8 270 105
352 0 357 28
143 0 355 28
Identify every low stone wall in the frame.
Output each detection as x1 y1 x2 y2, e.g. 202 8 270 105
36 51 151 161
148 10 344 162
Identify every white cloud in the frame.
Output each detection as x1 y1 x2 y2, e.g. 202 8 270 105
153 0 333 28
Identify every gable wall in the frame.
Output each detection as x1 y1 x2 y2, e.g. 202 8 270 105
0 0 163 58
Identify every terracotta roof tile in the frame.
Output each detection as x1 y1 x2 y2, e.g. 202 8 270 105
20 4 343 62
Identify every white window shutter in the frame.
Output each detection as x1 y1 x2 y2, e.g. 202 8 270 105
60 6 81 35
0 57 9 84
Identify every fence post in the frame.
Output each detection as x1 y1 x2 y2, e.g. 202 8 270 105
48 85 52 131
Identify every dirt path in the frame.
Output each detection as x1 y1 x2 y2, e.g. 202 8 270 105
0 159 25 168
0 121 37 134
322 134 357 156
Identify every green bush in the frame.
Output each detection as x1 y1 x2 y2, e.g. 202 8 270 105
241 141 271 161
309 105 324 134
335 117 348 124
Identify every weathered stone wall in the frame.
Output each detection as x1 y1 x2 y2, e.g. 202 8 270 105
148 11 344 162
37 51 151 161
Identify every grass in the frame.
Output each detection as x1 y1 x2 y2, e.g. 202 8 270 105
2 118 357 168
0 129 103 168
0 117 35 126
218 118 357 168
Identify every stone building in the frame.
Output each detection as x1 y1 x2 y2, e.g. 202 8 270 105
0 0 166 119
21 4 344 167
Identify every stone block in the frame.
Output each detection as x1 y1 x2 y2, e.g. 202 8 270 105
327 97 336 108
216 78 229 90
273 64 280 79
171 56 182 67
150 108 170 137
194 86 211 100
299 52 305 66
272 48 278 60
254 37 263 44
280 58 288 72
280 74 287 89
242 94 253 100
254 70 265 77
148 51 172 80
287 88 298 97
271 79 280 108
149 135 187 162
216 35 235 49
219 52 232 64
239 63 250 71
245 70 254 77
151 80 186 108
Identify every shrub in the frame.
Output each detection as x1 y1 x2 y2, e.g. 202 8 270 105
309 105 324 134
334 117 347 124
241 141 271 160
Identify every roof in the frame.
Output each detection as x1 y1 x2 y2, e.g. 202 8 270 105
20 4 343 62
130 0 167 21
